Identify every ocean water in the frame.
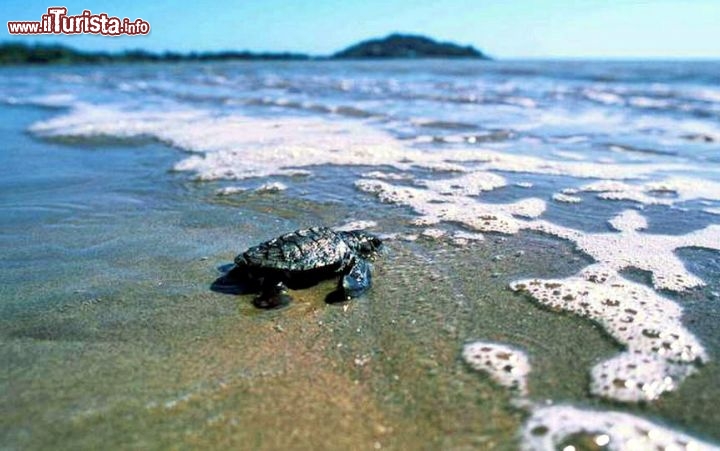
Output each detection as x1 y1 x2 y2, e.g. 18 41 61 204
1 60 720 450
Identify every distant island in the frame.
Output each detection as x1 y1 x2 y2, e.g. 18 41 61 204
0 34 490 65
332 34 489 59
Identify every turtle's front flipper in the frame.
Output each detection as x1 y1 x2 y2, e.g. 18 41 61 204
253 279 292 309
211 264 261 295
341 258 372 298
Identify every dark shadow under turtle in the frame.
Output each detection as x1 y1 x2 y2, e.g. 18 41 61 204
211 227 383 309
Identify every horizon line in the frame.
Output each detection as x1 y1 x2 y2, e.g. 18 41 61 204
2 40 720 62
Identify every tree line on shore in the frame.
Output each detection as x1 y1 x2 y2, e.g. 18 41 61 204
0 34 489 65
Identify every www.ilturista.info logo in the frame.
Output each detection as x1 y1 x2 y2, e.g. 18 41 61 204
7 7 150 36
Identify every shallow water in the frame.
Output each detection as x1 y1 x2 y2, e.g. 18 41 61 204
1 60 720 450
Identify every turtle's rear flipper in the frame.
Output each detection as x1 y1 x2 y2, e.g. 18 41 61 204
341 258 372 298
253 280 291 309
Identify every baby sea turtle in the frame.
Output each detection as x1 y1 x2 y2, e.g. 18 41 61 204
224 227 382 309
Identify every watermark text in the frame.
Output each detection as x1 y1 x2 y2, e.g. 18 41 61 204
7 7 150 36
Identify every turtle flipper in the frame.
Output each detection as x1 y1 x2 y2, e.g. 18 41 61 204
341 258 372 298
211 264 261 295
253 279 292 309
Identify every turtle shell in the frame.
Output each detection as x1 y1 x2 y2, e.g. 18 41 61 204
237 227 351 272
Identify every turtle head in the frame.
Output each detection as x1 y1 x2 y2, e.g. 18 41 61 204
340 230 383 258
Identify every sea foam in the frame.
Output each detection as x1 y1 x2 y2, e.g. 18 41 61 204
527 210 720 292
29 104 700 184
522 405 719 451
462 341 530 395
356 178 545 234
511 270 706 402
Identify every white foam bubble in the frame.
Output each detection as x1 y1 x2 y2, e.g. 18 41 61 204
478 148 688 180
361 171 412 181
452 231 485 242
398 234 419 242
356 178 545 235
583 89 624 105
629 96 672 109
607 209 647 232
522 405 719 451
551 150 587 161
418 171 507 196
217 182 286 195
581 177 720 206
590 353 696 402
4 93 78 108
506 97 537 108
528 210 720 292
691 88 720 103
552 193 582 204
511 269 706 402
583 180 673 205
458 335 712 447
462 341 530 394
255 182 287 193
334 220 378 232
420 228 447 239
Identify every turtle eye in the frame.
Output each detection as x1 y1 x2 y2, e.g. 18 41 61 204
359 236 382 255
358 242 371 254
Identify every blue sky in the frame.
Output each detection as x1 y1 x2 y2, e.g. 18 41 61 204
2 0 719 58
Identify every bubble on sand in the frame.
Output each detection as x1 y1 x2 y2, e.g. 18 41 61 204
356 179 545 235
590 353 696 402
527 210 720 292
511 270 707 402
458 337 713 448
522 405 719 451
462 341 530 394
